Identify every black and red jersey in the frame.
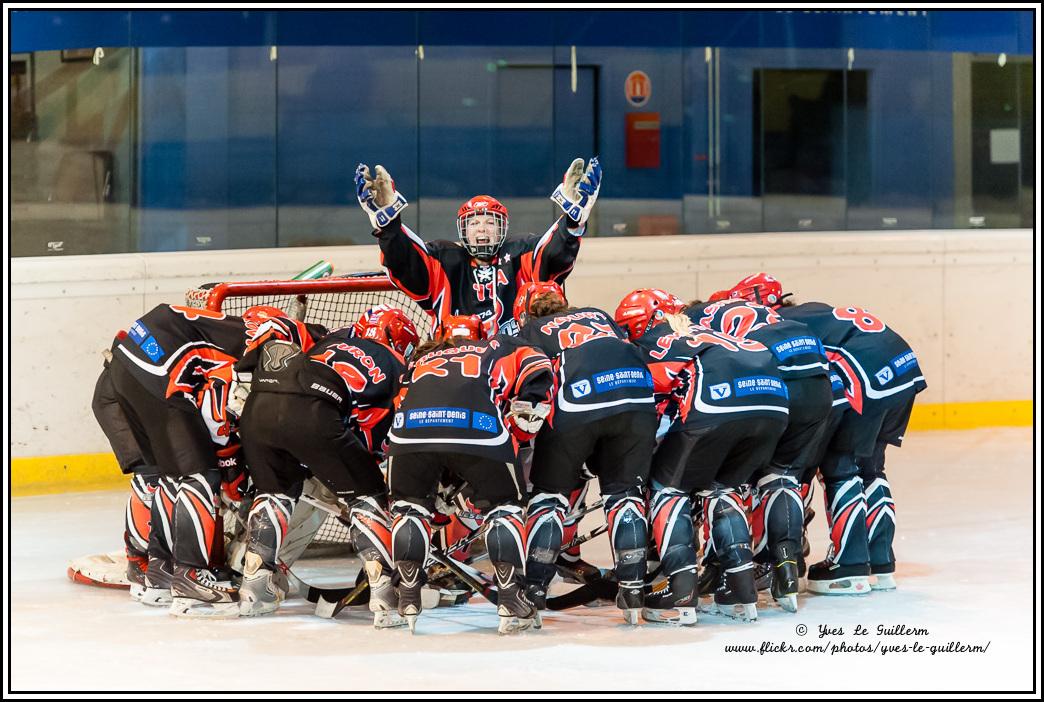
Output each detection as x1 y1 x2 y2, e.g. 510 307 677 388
519 307 655 430
686 300 830 381
387 336 554 462
778 302 926 414
244 328 406 456
633 322 790 430
374 214 582 337
112 304 251 445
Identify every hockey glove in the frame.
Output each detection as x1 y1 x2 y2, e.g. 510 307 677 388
355 163 408 229
507 399 552 439
217 444 250 503
550 156 601 228
226 371 252 419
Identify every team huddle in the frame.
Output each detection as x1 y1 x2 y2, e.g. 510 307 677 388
89 157 926 634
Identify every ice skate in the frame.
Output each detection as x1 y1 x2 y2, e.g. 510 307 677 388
139 556 174 606
616 581 643 625
126 553 148 602
806 559 871 595
237 553 288 617
493 563 539 635
871 562 897 591
366 560 407 629
169 564 239 618
770 541 801 613
396 561 426 634
642 569 697 626
707 566 758 622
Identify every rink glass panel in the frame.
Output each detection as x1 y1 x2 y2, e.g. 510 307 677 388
10 42 1035 256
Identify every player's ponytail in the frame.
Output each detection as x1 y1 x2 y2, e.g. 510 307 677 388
663 313 694 336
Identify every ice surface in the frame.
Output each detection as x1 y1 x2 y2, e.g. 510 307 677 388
8 428 1036 692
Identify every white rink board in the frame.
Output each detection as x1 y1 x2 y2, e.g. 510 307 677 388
8 428 1036 693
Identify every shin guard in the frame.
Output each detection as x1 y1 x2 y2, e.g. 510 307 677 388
863 473 896 570
559 482 589 562
605 491 648 587
525 493 568 590
820 452 869 567
751 471 804 560
702 488 754 577
485 505 527 569
390 501 433 566
349 495 394 569
172 470 223 569
245 493 295 572
125 472 159 557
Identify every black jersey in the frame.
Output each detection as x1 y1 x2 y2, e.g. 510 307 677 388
686 300 830 381
387 336 553 462
519 307 655 430
112 304 250 445
634 322 789 430
374 214 583 337
779 302 926 413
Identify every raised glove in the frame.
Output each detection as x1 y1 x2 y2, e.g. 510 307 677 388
355 163 408 229
550 156 601 227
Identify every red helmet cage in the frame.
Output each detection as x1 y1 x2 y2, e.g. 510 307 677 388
457 195 509 260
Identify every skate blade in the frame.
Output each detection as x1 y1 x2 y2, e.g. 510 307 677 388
140 588 173 607
169 597 240 619
621 608 641 626
806 576 871 595
718 602 758 622
497 615 536 635
129 584 145 602
775 593 799 613
871 573 897 591
238 600 280 617
641 607 697 626
405 613 419 634
373 610 408 629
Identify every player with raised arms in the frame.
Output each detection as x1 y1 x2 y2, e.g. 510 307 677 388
354 156 601 337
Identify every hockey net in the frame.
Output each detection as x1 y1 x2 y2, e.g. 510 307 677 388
185 273 432 551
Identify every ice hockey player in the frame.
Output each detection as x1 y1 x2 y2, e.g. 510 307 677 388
386 315 554 634
102 303 288 616
616 289 790 623
515 282 656 625
687 285 833 612
726 273 926 594
354 156 601 337
234 305 417 627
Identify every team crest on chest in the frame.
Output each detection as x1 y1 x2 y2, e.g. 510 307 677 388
474 265 495 284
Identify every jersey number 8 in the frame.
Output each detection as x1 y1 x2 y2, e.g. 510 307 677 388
833 306 886 333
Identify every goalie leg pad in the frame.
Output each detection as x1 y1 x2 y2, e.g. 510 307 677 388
525 492 568 594
172 470 222 569
485 504 527 569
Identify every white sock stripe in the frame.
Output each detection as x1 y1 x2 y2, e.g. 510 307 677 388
185 474 216 505
864 477 891 494
838 502 867 552
391 500 433 518
155 499 175 552
756 472 800 489
725 562 755 574
180 482 215 513
528 492 570 509
866 508 895 541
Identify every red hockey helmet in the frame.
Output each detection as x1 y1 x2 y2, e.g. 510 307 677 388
457 195 509 261
242 305 286 325
707 289 731 302
613 289 685 340
436 314 486 342
353 304 420 357
513 281 567 326
728 273 785 309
